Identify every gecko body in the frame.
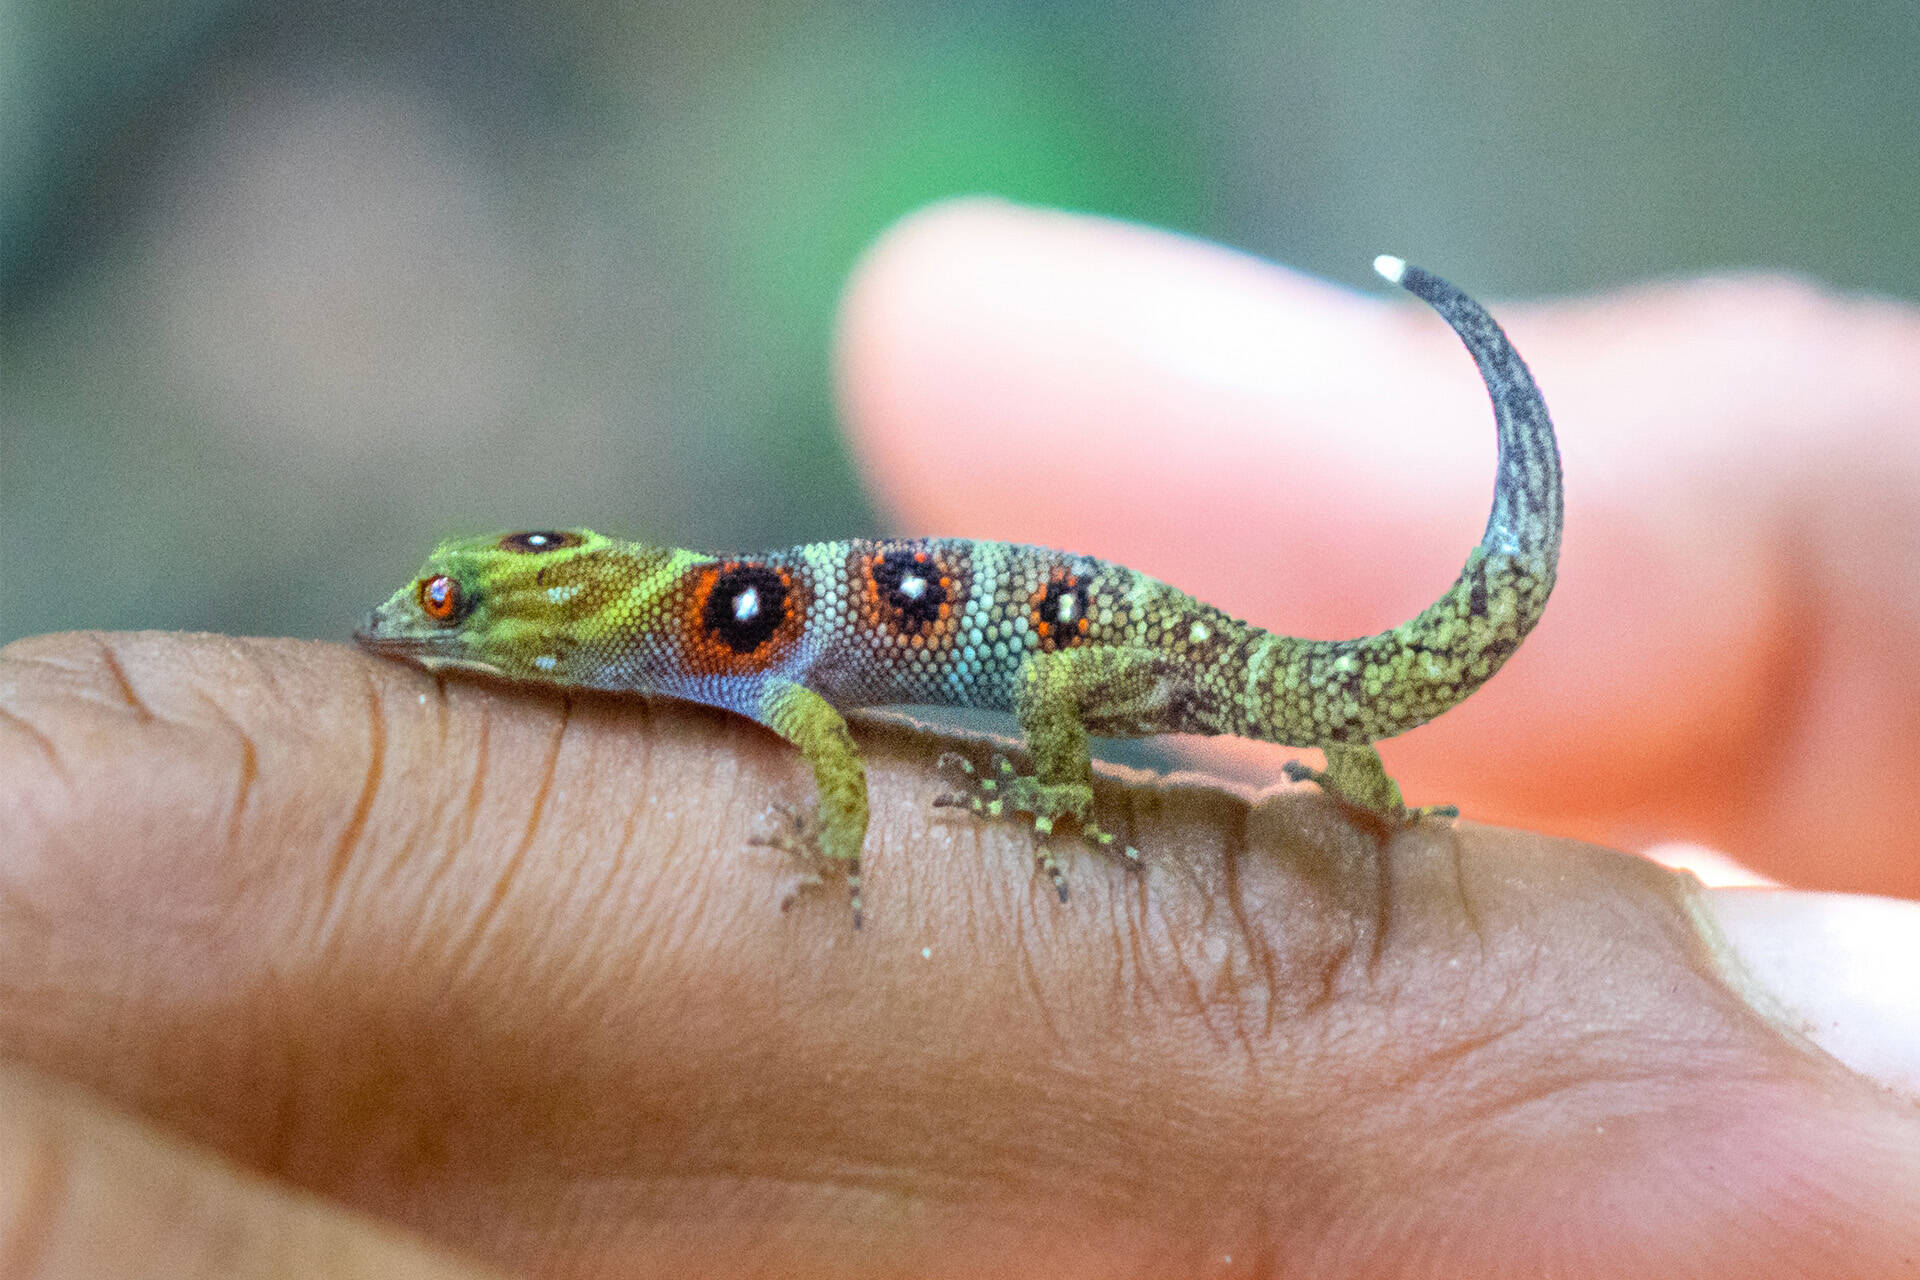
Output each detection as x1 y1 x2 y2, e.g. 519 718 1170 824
356 260 1561 925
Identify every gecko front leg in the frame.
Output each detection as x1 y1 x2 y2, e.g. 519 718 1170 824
938 647 1156 902
750 679 870 926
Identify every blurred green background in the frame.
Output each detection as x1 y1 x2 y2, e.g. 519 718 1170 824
3 0 1916 644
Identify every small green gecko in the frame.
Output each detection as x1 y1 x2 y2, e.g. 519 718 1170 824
356 257 1561 927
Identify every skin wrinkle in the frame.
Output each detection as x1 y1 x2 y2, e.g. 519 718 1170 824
539 710 652 1027
631 714 734 965
1106 826 1149 1016
234 636 289 709
1241 831 1692 1149
445 694 490 874
92 634 155 723
1221 972 1264 1069
540 770 606 963
1114 788 1533 1114
189 688 261 854
1378 1014 1534 1104
1148 890 1218 1054
383 682 491 961
447 696 571 991
0 704 67 783
179 686 289 918
1448 836 1490 965
1302 925 1350 1021
1439 1057 1717 1139
590 696 655 924
1013 920 1068 1056
320 673 387 929
986 800 1073 1056
1267 802 1379 1011
1244 797 1365 1024
1218 799 1281 1039
1187 817 1270 1066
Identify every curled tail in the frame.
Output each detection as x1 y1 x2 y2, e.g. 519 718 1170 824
1383 256 1563 575
1262 257 1563 747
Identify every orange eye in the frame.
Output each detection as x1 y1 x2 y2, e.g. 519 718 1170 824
419 574 462 621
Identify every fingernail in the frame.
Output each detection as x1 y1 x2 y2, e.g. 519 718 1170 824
1701 887 1920 1101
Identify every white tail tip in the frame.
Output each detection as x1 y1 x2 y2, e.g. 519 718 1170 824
1373 254 1407 285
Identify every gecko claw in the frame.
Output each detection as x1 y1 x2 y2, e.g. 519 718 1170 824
752 803 864 927
1034 848 1069 903
1081 819 1142 869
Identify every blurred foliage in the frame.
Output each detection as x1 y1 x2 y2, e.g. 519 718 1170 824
2 0 1916 643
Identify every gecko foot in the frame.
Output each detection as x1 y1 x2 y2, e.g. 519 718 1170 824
934 751 1141 903
1282 746 1459 827
749 802 865 928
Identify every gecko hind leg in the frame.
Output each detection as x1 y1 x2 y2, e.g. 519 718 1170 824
1282 743 1459 825
934 753 1138 902
935 646 1167 903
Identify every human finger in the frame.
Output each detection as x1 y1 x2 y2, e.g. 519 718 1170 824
3 630 1918 1276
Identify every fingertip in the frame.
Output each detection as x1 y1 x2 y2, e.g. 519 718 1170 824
836 200 1428 587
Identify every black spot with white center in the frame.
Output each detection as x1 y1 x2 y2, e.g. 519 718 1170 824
1034 571 1093 649
500 530 582 554
872 548 947 631
704 563 789 654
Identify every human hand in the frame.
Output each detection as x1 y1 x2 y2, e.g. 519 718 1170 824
4 204 1919 1277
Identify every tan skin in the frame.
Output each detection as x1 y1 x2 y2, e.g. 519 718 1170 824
4 204 1919 1276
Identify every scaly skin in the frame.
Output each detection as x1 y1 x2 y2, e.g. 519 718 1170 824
355 261 1562 926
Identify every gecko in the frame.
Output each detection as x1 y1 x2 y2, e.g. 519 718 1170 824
355 257 1562 927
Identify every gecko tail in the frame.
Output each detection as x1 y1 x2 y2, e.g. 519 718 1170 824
1359 258 1563 736
1257 261 1563 747
1383 260 1563 571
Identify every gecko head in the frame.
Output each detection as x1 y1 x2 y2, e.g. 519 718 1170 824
354 529 619 682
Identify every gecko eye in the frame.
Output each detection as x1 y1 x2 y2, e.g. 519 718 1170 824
500 531 582 554
419 574 464 622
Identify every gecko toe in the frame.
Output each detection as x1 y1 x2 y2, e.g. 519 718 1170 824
1033 847 1070 904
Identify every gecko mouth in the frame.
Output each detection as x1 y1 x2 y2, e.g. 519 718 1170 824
353 625 507 677
353 625 437 659
353 626 421 654
353 618 460 659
